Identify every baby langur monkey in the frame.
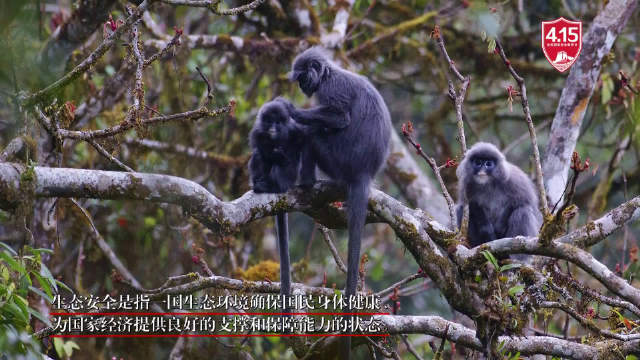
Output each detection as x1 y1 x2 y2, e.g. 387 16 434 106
456 142 542 251
249 98 311 303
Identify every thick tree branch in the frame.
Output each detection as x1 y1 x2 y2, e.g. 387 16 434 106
321 0 354 48
0 137 26 162
0 163 480 316
542 0 638 206
377 315 602 359
2 164 638 330
458 196 640 306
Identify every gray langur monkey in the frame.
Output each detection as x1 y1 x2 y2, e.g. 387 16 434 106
456 142 542 249
287 46 392 357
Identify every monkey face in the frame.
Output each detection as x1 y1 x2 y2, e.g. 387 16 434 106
470 157 497 184
291 59 325 97
260 105 292 141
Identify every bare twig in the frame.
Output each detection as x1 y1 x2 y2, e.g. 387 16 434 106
502 119 552 155
401 334 425 360
365 336 401 359
538 301 640 341
162 0 267 15
401 123 456 229
318 225 347 273
196 66 214 103
435 324 450 359
37 107 135 171
21 1 151 107
345 0 376 41
432 25 468 154
144 28 183 66
347 11 438 58
376 272 424 298
495 39 549 215
552 267 640 317
124 138 248 167
431 25 469 234
129 15 145 124
68 198 142 288
58 104 232 140
87 139 135 172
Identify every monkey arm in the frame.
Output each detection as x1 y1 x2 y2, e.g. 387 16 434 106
290 105 351 129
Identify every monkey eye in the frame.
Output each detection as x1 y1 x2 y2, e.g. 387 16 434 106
473 159 483 168
484 160 495 169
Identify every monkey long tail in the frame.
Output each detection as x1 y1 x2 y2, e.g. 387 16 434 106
342 178 371 359
275 211 291 306
346 178 369 297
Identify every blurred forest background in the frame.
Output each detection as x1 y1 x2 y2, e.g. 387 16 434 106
0 0 639 359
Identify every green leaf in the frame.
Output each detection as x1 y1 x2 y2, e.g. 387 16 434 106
0 251 26 275
28 285 52 303
144 216 157 227
0 242 17 256
54 337 65 358
40 263 58 292
31 248 54 255
55 279 73 294
481 250 499 269
601 73 614 105
1 264 9 281
28 307 52 327
611 308 625 321
508 285 525 296
499 263 521 273
33 272 53 300
7 297 29 325
487 38 496 54
63 340 80 356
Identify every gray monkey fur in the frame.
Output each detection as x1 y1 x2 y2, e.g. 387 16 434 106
456 142 542 249
288 46 392 357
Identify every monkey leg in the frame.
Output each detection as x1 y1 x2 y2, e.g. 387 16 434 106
504 206 539 238
298 145 316 187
